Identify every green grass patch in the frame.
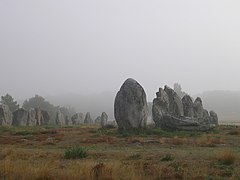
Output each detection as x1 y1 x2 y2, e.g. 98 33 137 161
161 154 174 162
64 146 88 159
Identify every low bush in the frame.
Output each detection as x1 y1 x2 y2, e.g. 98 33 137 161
64 146 88 159
161 154 174 162
217 150 236 166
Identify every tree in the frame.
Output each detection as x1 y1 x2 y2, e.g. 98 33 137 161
22 95 57 123
22 95 75 124
1 93 19 112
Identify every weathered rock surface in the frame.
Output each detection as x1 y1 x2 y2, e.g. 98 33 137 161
55 110 65 126
35 107 43 125
0 104 12 125
152 88 169 128
95 116 101 124
27 108 37 126
101 112 108 127
71 113 84 125
164 86 184 117
193 97 204 118
12 108 28 126
114 78 148 130
210 111 218 125
182 95 194 117
41 110 50 125
84 112 93 124
152 86 218 131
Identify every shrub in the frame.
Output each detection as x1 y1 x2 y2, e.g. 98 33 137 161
64 146 88 159
217 150 236 165
161 154 174 162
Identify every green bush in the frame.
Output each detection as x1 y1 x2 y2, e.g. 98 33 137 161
161 154 174 162
64 146 88 159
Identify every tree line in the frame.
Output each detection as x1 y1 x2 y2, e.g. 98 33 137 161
0 94 75 124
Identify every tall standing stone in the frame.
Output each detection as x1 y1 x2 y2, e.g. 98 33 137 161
35 107 43 125
152 88 169 128
193 97 204 118
84 112 93 124
164 86 184 117
12 108 28 126
41 110 50 125
71 113 84 125
55 110 65 126
114 78 148 130
100 112 108 127
0 104 12 126
27 108 37 126
182 95 194 117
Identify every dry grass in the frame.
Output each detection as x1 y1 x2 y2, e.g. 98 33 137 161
196 134 225 147
217 149 236 165
0 125 240 179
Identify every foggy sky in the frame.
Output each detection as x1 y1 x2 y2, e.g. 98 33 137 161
1 0 240 101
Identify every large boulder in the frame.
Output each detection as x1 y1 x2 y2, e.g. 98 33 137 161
84 112 93 124
71 113 84 125
182 95 194 117
114 78 148 130
101 112 108 127
164 86 183 117
152 86 217 131
12 108 28 126
0 104 12 126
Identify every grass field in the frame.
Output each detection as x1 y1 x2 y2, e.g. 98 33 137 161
0 125 239 180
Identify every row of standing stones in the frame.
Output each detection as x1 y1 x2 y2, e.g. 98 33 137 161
114 78 218 131
0 104 109 127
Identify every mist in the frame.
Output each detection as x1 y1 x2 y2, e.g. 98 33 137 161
1 1 240 118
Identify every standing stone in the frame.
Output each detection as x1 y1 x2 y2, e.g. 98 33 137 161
71 113 84 125
114 78 148 130
164 86 183 117
95 116 101 125
100 112 108 127
55 110 65 126
0 104 13 126
41 110 50 125
35 107 43 125
182 95 194 117
65 116 70 125
210 111 218 125
12 108 28 126
193 97 204 118
84 112 93 124
152 88 169 128
27 108 37 126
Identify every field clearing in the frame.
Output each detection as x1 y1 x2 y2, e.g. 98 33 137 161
0 125 240 180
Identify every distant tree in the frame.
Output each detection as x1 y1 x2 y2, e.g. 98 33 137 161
22 95 75 124
1 93 19 112
22 95 57 123
174 83 187 98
